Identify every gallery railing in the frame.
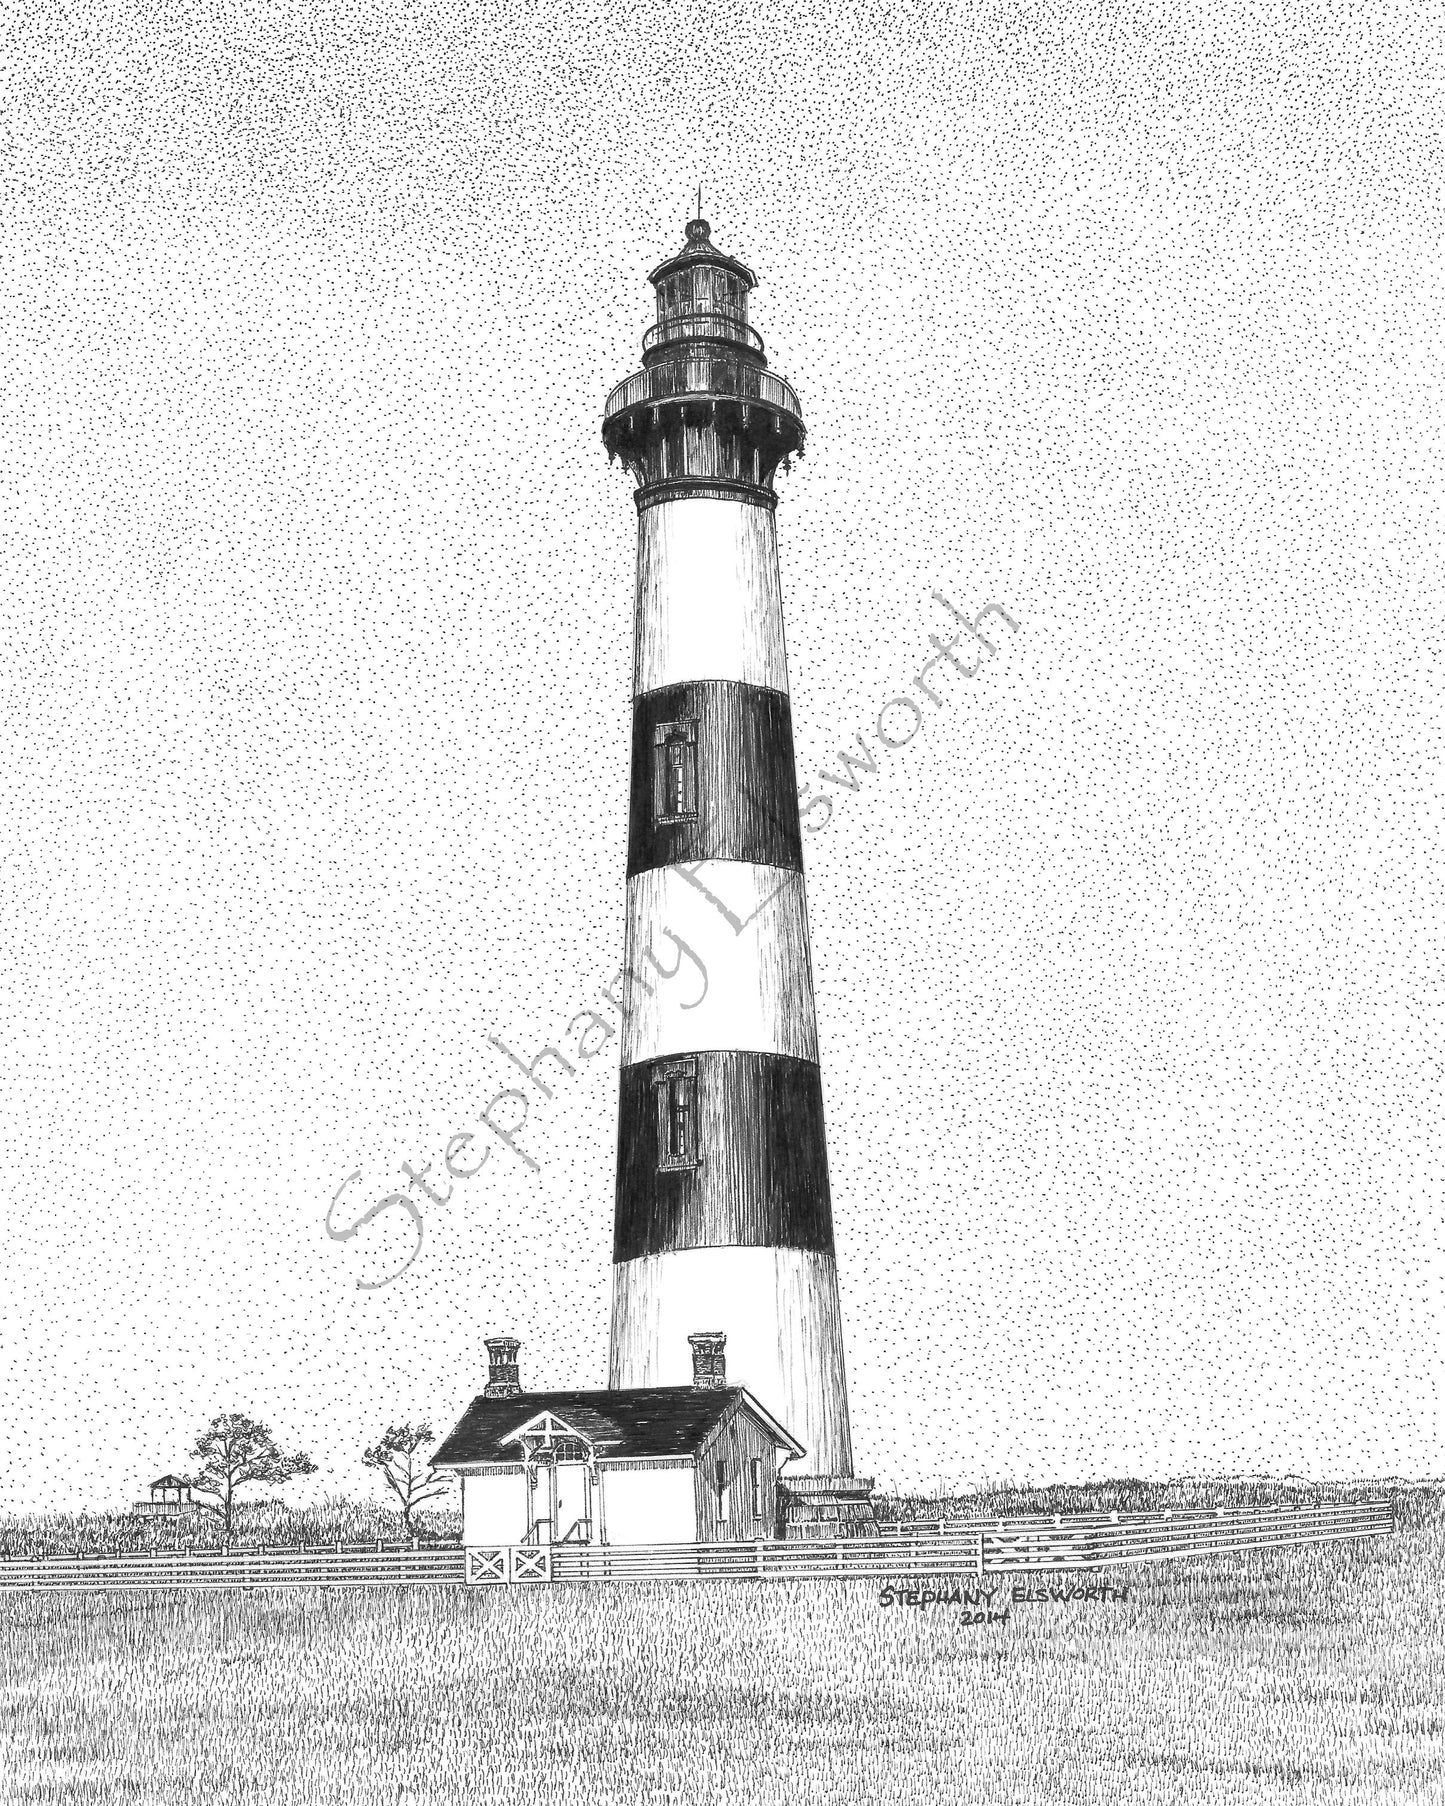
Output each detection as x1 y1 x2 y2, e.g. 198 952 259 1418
642 314 765 355
604 358 803 426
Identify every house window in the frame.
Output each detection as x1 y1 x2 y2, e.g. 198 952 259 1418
652 718 698 823
716 1462 729 1525
652 1058 700 1172
751 1457 764 1519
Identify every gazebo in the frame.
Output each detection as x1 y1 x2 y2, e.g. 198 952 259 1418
133 1475 199 1517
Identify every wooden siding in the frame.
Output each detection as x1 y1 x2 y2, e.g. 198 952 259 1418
693 1400 786 1543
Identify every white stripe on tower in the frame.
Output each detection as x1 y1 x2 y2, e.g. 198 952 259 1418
621 861 819 1065
635 497 788 694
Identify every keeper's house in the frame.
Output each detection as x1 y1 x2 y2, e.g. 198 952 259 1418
431 1334 804 1547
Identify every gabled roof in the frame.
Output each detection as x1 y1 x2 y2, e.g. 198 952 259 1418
150 1474 190 1489
431 1387 803 1468
498 1410 588 1450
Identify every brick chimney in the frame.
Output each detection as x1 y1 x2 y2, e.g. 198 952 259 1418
483 1336 522 1398
688 1332 726 1390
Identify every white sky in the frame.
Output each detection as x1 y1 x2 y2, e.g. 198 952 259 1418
1 0 1441 1509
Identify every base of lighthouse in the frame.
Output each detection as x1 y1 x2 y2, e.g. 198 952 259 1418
776 1473 879 1541
609 1244 856 1478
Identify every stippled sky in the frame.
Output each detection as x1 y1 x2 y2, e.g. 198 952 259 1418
1 0 1441 1508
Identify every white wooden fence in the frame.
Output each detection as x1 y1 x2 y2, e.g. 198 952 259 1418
0 1502 1393 1591
467 1500 1394 1586
0 1545 467 1590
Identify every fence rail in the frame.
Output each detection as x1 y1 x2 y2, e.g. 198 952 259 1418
0 1547 467 1591
876 1504 1388 1536
479 1501 1393 1587
0 1503 1393 1590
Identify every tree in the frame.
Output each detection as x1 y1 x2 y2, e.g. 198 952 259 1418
362 1422 449 1534
189 1413 316 1540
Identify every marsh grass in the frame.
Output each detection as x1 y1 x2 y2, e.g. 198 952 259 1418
1 1482 1440 1805
0 1495 462 1559
877 1476 1442 1530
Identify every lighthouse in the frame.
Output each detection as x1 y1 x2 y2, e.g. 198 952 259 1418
602 213 868 1523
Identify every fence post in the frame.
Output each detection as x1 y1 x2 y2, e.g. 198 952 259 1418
976 1530 985 1579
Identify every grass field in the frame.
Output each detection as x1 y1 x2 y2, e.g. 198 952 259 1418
1 1486 1440 1805
0 1495 462 1559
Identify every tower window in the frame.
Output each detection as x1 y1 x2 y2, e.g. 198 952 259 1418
716 1462 729 1524
667 1076 692 1159
751 1457 764 1518
652 1058 700 1172
652 718 698 823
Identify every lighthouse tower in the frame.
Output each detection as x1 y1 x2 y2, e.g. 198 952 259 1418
602 213 866 1515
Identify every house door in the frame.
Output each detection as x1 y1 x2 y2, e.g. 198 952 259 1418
528 1462 554 1544
555 1462 593 1544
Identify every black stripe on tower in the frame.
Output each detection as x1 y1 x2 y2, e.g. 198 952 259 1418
627 681 803 879
614 1050 835 1261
